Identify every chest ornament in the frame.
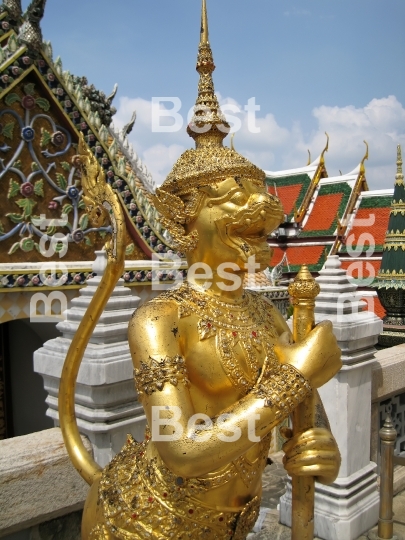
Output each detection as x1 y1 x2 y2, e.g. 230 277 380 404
156 283 280 395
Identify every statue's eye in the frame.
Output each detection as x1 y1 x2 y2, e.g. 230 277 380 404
229 192 248 205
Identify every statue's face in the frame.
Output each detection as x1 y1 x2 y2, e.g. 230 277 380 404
186 177 282 272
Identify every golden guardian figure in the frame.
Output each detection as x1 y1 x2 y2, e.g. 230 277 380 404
59 2 342 538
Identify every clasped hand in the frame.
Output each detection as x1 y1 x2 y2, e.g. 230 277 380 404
282 427 341 485
274 320 342 389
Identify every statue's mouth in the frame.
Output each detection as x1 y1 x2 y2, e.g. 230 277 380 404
215 199 282 260
232 205 269 243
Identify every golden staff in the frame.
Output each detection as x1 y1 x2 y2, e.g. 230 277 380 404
288 265 320 540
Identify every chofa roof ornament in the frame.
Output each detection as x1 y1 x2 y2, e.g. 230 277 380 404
18 0 47 53
0 0 22 21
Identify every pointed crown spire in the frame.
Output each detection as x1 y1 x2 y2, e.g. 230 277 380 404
187 0 230 147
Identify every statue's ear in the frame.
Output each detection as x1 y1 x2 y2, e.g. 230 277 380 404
182 189 206 223
152 189 186 224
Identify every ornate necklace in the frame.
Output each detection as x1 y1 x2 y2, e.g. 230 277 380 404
159 282 279 395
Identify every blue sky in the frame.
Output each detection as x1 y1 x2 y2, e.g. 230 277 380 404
26 0 405 189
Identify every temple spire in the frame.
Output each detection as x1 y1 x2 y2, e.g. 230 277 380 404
376 144 405 346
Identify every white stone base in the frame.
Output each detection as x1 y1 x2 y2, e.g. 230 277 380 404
279 463 379 540
0 428 91 535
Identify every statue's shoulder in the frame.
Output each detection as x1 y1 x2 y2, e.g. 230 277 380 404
244 289 275 310
131 284 188 324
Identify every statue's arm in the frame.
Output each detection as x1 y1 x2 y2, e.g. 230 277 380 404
128 301 338 478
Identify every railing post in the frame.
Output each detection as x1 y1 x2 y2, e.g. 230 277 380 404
368 415 402 540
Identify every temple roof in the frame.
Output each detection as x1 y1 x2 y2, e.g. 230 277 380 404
300 176 356 238
339 190 393 255
0 1 174 264
265 150 327 223
270 244 331 273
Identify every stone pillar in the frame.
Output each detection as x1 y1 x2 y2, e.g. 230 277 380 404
279 255 382 540
34 250 146 467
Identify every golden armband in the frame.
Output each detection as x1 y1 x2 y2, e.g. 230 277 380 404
252 364 312 420
134 355 189 398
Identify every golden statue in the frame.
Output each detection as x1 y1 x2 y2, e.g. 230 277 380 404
59 2 342 538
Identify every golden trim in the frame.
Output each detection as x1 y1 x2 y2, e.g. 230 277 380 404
0 285 84 293
117 191 167 251
0 281 182 293
0 267 93 275
122 281 170 288
34 50 113 161
378 270 405 279
340 141 369 226
294 133 328 223
0 28 13 44
0 45 27 82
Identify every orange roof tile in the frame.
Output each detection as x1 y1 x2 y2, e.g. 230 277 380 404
344 206 390 249
341 258 382 281
270 245 326 267
372 296 385 319
304 193 343 233
357 294 385 319
267 184 302 216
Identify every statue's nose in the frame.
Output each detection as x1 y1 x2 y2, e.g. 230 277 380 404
246 191 284 233
248 191 280 207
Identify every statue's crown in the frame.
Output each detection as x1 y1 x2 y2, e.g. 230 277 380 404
153 0 274 252
159 0 265 197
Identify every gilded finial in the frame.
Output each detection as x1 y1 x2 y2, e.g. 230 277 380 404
395 144 404 185
200 0 209 45
288 265 320 303
320 133 329 164
230 133 235 151
187 0 230 146
395 144 404 183
360 140 369 175
307 150 311 166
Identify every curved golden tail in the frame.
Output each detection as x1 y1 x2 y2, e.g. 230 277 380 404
58 134 126 486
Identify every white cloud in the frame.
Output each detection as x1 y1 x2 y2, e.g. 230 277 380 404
308 96 405 188
113 94 405 190
143 144 185 186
